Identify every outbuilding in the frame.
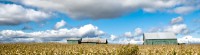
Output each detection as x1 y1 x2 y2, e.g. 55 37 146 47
67 38 82 44
81 38 108 44
143 32 178 45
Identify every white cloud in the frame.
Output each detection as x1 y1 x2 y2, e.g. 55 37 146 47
146 16 193 36
0 37 69 43
124 32 133 37
110 35 117 41
118 39 143 44
124 28 143 37
54 20 66 29
118 39 130 44
13 0 199 19
0 24 105 43
164 24 188 34
129 39 143 44
171 16 184 25
174 6 196 14
0 30 26 37
133 28 143 36
132 0 181 12
17 0 135 19
178 35 200 44
0 24 104 38
164 16 190 34
148 27 162 32
11 38 43 43
119 28 143 44
0 4 50 25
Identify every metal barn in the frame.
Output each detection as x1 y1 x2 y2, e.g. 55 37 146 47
81 38 108 44
67 38 82 44
143 33 177 45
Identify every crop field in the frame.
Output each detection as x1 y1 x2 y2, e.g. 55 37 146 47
0 43 200 55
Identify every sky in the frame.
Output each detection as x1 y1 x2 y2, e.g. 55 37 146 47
0 0 200 44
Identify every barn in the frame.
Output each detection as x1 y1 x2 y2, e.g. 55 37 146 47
67 38 82 44
143 33 178 45
81 38 108 44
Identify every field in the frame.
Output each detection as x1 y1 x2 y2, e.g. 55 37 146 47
0 43 200 55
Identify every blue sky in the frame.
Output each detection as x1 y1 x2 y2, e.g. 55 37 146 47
0 0 200 44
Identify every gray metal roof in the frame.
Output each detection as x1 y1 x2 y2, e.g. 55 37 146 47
67 38 81 40
144 32 177 39
81 38 107 43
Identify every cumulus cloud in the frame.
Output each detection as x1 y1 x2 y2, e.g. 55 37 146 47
120 16 199 44
124 28 143 37
0 37 69 43
165 16 190 34
178 35 200 44
0 30 26 38
0 24 104 43
16 0 135 19
54 20 66 30
171 16 184 25
133 28 143 36
118 39 143 44
116 28 143 44
0 24 104 38
148 27 162 32
10 38 42 43
174 6 196 14
132 0 182 12
0 4 50 25
124 32 133 37
11 0 199 20
129 39 143 44
110 35 117 41
164 24 189 34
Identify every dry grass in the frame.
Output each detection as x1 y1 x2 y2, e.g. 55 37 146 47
0 43 138 55
139 45 200 55
0 43 200 55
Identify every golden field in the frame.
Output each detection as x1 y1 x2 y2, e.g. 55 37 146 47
0 43 200 55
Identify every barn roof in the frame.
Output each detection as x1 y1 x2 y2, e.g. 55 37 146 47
67 38 81 40
81 38 107 43
144 32 177 39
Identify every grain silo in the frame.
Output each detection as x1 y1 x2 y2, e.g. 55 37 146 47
81 38 108 44
143 32 177 45
67 38 82 44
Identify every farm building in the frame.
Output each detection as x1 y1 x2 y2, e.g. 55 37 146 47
67 38 82 44
143 33 178 45
81 38 108 44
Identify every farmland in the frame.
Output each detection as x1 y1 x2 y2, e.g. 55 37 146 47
0 43 200 55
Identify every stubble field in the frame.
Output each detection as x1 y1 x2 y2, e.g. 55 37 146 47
0 43 200 55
